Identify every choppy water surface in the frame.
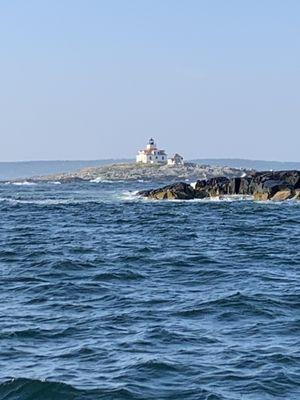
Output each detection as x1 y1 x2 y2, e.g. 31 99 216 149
0 181 299 400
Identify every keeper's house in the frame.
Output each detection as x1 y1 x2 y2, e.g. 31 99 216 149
167 153 184 166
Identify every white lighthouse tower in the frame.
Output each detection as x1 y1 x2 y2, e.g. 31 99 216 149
136 138 167 164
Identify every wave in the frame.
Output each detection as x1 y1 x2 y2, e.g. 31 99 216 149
0 378 81 400
130 359 180 373
90 178 145 183
90 177 111 183
92 270 146 282
120 190 139 200
139 195 300 204
90 177 125 183
210 194 253 201
0 377 223 400
175 292 277 319
0 197 105 206
140 196 254 203
5 181 37 186
0 378 136 400
0 197 73 205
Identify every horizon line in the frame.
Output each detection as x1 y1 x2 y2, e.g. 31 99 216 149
0 157 299 164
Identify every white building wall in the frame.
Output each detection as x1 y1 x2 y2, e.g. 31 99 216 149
136 151 167 164
136 153 147 163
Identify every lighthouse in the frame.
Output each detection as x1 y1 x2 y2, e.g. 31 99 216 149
136 138 167 164
147 138 155 149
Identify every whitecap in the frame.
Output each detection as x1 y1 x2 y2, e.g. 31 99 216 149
198 195 253 202
120 191 139 201
0 198 65 205
11 181 37 186
0 196 112 206
0 197 80 205
138 195 254 203
90 177 104 183
90 178 116 183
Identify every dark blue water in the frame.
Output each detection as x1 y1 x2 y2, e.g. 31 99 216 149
0 181 299 400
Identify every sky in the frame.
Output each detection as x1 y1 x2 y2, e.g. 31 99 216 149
0 0 299 162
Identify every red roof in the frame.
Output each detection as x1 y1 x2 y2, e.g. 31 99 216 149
139 149 166 155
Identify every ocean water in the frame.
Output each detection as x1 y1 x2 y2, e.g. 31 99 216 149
0 180 299 400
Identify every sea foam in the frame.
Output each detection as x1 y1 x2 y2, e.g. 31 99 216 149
5 181 37 186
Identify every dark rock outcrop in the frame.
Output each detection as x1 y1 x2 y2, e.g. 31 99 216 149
138 182 195 200
253 180 294 201
194 177 231 198
138 170 300 202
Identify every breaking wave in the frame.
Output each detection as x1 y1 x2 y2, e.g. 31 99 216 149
120 190 140 201
90 177 126 183
5 181 37 186
0 197 106 206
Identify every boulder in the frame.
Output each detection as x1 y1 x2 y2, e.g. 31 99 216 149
271 190 294 202
229 177 255 195
276 170 300 188
293 190 300 200
253 192 270 201
194 177 231 197
247 170 300 188
253 179 294 201
138 182 195 200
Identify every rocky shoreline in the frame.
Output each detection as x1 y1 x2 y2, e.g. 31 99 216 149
138 170 300 201
7 162 247 183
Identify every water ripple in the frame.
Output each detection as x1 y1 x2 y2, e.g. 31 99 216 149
0 182 299 399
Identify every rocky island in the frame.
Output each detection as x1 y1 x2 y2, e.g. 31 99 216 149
6 138 252 184
14 162 247 183
138 170 300 201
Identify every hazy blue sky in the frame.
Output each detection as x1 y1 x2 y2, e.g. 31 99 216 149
0 0 299 161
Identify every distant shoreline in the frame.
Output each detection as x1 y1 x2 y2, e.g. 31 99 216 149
0 159 299 181
0 157 299 164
